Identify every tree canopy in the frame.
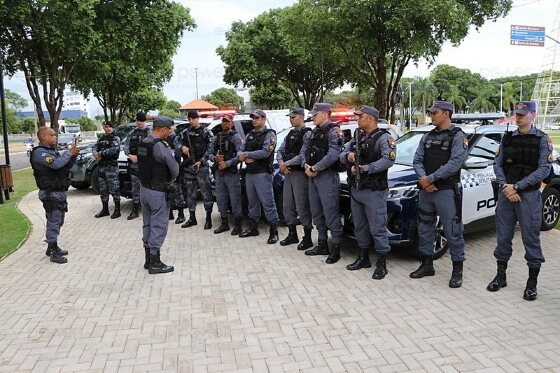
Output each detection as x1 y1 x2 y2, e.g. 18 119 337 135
202 88 244 110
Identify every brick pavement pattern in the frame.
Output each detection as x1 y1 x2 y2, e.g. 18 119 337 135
1 189 560 372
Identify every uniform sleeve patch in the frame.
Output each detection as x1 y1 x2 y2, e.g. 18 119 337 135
269 135 276 145
387 138 396 149
548 139 554 152
549 153 555 163
44 155 53 164
389 150 396 161
463 137 469 150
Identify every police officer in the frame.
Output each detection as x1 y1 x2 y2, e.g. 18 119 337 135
125 112 151 220
411 100 468 288
488 101 552 301
340 106 395 279
30 127 79 263
93 121 122 219
137 116 179 274
166 126 187 223
180 110 214 229
276 107 314 250
208 115 244 235
238 109 280 244
300 102 344 264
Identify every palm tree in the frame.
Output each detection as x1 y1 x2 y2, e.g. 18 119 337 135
502 82 517 114
471 86 496 113
443 85 467 112
413 77 437 124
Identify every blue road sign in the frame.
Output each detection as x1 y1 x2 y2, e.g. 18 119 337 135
511 25 545 47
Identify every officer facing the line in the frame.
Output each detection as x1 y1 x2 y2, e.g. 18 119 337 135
411 100 468 288
124 112 151 220
276 107 314 250
340 105 395 279
137 116 179 274
488 101 552 301
208 115 244 235
30 127 79 264
238 109 280 244
300 102 344 264
93 121 122 219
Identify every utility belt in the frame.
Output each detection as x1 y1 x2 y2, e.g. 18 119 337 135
492 180 541 200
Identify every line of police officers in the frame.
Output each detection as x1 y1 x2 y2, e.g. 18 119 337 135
31 100 553 300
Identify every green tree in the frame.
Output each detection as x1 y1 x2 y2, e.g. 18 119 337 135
19 117 36 134
471 87 497 112
127 88 167 121
203 88 244 110
66 117 98 131
413 78 437 124
0 0 98 131
6 108 20 134
443 85 467 112
501 82 517 113
5 89 27 110
250 83 294 109
430 64 488 105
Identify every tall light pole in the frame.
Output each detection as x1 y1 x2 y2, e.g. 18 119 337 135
194 67 199 99
407 82 412 129
0 52 9 166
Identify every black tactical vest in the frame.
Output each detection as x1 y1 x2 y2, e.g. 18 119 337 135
244 129 275 174
347 128 389 190
181 127 209 166
30 146 72 192
96 133 119 165
422 127 463 190
128 127 150 155
305 122 341 171
502 131 541 190
281 127 311 170
214 131 238 161
137 138 170 192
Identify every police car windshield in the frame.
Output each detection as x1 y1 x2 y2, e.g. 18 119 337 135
393 131 424 166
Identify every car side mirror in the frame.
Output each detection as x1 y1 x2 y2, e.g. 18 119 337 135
463 156 489 169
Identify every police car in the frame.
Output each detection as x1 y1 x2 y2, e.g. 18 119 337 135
339 123 560 259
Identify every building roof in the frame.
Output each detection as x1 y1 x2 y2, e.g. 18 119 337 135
179 99 218 111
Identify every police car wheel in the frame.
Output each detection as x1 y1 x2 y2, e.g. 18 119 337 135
541 187 560 231
432 219 449 260
90 166 100 194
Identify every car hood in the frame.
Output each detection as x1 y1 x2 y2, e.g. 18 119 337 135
340 163 418 189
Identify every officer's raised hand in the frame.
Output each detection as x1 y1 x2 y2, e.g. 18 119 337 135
69 145 79 156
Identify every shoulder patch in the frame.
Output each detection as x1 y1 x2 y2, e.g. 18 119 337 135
547 138 554 152
269 134 276 145
44 155 53 164
336 129 343 139
387 137 396 149
548 153 555 163
389 150 396 161
463 137 469 150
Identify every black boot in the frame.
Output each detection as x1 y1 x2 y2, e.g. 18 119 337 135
169 209 175 220
346 247 371 271
523 266 540 301
280 225 299 246
95 201 110 218
181 211 197 228
214 217 230 234
111 201 121 219
305 240 329 256
326 244 341 264
49 242 67 264
143 248 150 270
372 254 388 280
127 203 140 220
487 261 508 292
204 211 212 230
45 241 68 256
297 226 313 250
148 253 174 274
175 209 185 224
449 261 463 288
240 220 259 237
267 223 279 244
231 217 242 236
410 256 435 278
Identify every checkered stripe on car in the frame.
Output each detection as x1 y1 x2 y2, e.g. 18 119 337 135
461 174 480 188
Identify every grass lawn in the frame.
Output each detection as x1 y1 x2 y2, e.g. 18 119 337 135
0 168 37 259
549 130 560 147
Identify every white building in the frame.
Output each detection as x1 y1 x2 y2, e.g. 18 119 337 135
62 89 90 117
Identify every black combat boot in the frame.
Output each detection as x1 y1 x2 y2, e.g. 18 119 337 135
127 203 140 220
346 247 371 271
239 220 259 237
297 226 313 250
204 211 212 230
305 240 329 256
326 244 341 264
143 248 150 270
280 225 299 246
148 253 174 274
181 211 197 228
487 261 508 292
267 224 279 244
231 217 242 236
49 242 67 264
95 201 110 218
214 217 230 234
175 209 185 224
110 200 121 219
410 256 435 278
45 241 68 257
523 266 540 301
449 261 463 288
169 209 174 220
372 254 388 280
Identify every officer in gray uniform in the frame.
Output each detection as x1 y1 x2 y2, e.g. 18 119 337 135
488 101 553 301
124 112 151 220
340 105 395 279
208 115 244 235
238 109 280 244
411 100 468 288
180 110 214 229
93 121 122 219
165 127 187 223
276 107 314 250
300 102 344 264
30 127 78 263
137 116 179 274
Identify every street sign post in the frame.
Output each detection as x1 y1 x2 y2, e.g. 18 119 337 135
510 25 545 47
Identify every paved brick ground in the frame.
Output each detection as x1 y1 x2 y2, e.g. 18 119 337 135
1 188 560 372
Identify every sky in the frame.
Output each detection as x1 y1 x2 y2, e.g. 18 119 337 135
3 0 559 114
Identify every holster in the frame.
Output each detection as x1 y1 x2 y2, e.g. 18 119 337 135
453 183 463 220
491 179 499 201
